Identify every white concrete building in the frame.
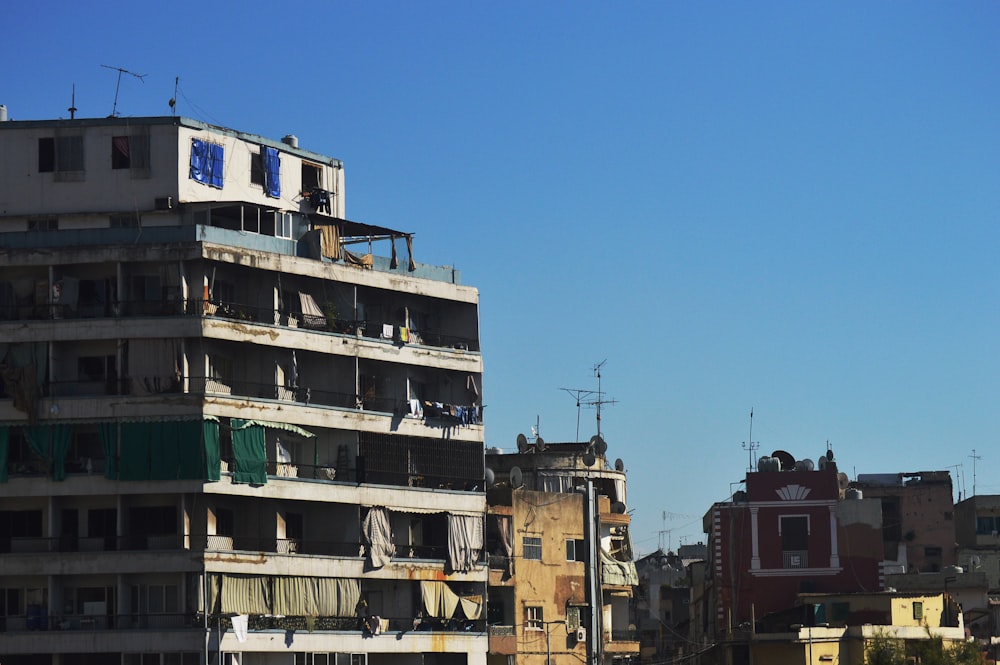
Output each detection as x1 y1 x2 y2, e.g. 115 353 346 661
0 113 487 665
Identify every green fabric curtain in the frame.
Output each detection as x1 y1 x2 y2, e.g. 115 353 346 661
23 424 73 481
150 420 180 480
202 420 221 481
98 422 118 480
0 426 8 483
231 418 267 485
119 422 152 480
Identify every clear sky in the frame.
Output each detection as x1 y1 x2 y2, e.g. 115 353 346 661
4 1 999 555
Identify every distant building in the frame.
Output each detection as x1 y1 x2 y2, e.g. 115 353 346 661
752 590 968 664
0 113 487 664
634 545 705 662
485 437 639 665
855 471 957 575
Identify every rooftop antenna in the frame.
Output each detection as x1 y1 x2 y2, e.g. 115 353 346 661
101 64 146 117
169 76 179 116
68 84 77 119
529 415 541 442
741 408 758 471
947 464 965 501
560 387 596 441
586 360 617 439
970 449 982 497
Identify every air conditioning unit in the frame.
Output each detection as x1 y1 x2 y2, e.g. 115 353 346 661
576 627 587 642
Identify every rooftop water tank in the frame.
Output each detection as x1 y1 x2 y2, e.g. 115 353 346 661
0 105 8 122
845 488 863 500
282 134 299 148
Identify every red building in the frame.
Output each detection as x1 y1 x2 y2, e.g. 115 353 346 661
703 451 884 637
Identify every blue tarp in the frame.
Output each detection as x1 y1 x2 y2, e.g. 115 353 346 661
190 139 225 188
263 146 281 198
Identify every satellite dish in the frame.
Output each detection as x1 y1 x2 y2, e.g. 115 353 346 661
826 449 834 461
971 555 982 570
771 450 795 471
614 458 625 472
516 433 528 453
535 437 546 452
510 466 524 489
837 472 849 491
583 452 596 467
818 456 828 470
595 437 607 455
485 467 495 487
611 501 627 514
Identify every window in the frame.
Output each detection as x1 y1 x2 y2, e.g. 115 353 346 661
566 538 586 562
524 536 542 561
260 146 280 197
39 136 84 176
912 601 923 621
112 135 149 171
190 139 224 188
780 515 809 568
216 508 234 537
976 516 997 535
831 602 850 623
525 605 543 631
286 512 303 540
131 584 179 614
27 217 58 231
302 162 322 191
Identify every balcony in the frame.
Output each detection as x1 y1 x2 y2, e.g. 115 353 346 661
488 624 517 654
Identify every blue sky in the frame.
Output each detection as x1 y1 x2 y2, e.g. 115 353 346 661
4 1 1000 554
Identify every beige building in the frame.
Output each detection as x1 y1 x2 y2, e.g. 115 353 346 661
485 438 639 665
751 592 968 665
0 113 487 664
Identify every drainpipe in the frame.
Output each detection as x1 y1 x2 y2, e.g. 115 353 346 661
585 479 601 664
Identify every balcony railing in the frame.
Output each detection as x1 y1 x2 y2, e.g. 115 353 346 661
0 534 467 562
0 296 480 352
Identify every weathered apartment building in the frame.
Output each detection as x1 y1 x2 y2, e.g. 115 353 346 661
0 110 487 664
484 437 640 665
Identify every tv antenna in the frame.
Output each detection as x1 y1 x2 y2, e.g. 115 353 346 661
560 387 596 441
101 64 146 117
741 408 759 471
169 76 179 115
970 449 982 497
947 464 965 501
68 84 78 119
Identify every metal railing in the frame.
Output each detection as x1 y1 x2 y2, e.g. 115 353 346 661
0 297 480 352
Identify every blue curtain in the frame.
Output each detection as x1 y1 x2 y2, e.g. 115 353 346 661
191 140 225 188
263 146 281 198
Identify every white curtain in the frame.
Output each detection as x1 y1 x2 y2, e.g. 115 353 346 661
497 514 514 577
363 507 396 569
447 513 483 573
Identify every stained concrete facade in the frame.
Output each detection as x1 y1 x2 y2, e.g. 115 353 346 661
0 114 487 665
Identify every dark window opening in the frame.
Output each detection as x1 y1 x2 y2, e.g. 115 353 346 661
39 138 55 172
566 538 586 562
302 162 322 191
250 150 264 186
781 516 809 551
